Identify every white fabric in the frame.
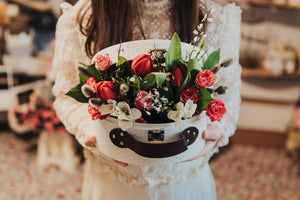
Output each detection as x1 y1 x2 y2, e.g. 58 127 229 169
36 131 80 174
82 149 216 200
52 0 242 199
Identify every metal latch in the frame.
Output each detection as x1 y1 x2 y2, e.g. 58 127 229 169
148 129 164 141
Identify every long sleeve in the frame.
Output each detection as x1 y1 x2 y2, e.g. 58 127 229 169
52 0 93 146
212 3 242 149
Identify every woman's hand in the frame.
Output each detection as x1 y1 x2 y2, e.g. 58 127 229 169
184 126 221 162
84 135 128 167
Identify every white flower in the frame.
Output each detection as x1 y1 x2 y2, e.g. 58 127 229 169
167 100 197 129
98 99 117 115
167 110 184 129
183 99 197 119
167 102 184 129
115 102 141 131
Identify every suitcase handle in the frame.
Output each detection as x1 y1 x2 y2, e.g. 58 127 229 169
109 127 199 158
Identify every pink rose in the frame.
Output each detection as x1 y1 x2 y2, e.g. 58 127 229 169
94 53 112 71
88 105 107 120
135 90 152 110
131 54 154 77
205 99 226 122
179 88 202 104
170 65 187 88
95 81 118 102
85 77 98 88
195 70 216 89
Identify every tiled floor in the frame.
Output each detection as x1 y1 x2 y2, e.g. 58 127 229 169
0 131 299 200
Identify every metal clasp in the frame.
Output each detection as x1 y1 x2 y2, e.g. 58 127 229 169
148 129 164 141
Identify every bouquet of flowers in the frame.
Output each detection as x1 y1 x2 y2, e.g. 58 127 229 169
66 13 231 131
13 84 66 134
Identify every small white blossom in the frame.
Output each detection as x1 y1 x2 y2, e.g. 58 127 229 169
129 77 136 82
197 24 204 31
193 36 199 43
193 30 199 35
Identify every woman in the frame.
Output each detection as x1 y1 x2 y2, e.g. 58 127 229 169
52 0 242 199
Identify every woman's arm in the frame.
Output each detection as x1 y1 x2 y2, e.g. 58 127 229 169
212 3 242 150
52 1 94 146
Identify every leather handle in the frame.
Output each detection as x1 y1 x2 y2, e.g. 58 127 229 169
109 127 199 158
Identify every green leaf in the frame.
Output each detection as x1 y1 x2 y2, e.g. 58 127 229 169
203 49 220 70
141 72 167 89
197 89 213 110
87 64 103 81
118 56 131 77
187 58 202 73
189 69 200 87
79 62 89 68
199 39 205 51
178 73 191 94
118 56 128 66
166 33 182 68
65 83 89 103
79 74 89 83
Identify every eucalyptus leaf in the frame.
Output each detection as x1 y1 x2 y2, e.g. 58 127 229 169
166 33 182 68
65 83 89 103
197 89 213 110
141 72 167 89
203 49 220 70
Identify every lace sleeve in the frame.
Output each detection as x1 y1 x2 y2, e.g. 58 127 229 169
52 0 93 146
210 3 242 149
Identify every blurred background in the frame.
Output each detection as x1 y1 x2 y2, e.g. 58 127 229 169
0 0 299 199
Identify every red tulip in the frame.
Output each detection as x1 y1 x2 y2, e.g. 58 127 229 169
95 81 118 101
131 54 154 77
170 65 187 88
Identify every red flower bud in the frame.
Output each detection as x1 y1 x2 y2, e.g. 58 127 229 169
205 99 226 122
85 77 98 88
131 54 154 77
170 65 187 88
195 70 216 89
88 105 107 120
95 81 118 102
134 90 152 110
179 88 202 104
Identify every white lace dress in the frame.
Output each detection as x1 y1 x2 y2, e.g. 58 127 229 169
52 0 242 199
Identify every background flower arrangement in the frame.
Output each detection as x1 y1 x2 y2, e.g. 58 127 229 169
66 11 232 131
13 83 66 133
